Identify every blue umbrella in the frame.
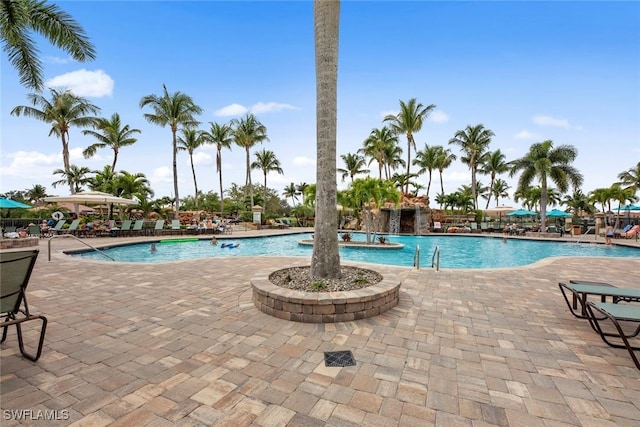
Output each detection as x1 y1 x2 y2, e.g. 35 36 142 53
545 209 572 218
506 208 536 217
614 205 640 211
0 198 31 209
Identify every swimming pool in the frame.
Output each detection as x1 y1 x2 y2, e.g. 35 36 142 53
71 233 639 268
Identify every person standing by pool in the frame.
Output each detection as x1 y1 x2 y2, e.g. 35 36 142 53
605 224 614 245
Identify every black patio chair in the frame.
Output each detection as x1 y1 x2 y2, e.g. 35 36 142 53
0 250 47 361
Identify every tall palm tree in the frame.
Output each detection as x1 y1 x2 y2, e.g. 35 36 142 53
82 113 141 172
617 162 640 195
434 147 457 198
201 121 233 213
488 178 510 207
311 0 340 279
177 127 206 208
52 164 91 193
478 149 508 209
589 187 616 214
337 152 368 183
351 177 400 242
283 182 299 207
296 182 309 206
383 98 436 193
360 127 397 179
140 84 202 218
1 0 96 91
413 144 441 198
562 189 593 216
25 184 47 206
11 88 100 194
510 140 583 231
89 165 117 193
251 148 283 211
230 114 269 210
113 171 154 200
448 124 494 209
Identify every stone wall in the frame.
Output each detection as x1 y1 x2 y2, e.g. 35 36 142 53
251 272 401 323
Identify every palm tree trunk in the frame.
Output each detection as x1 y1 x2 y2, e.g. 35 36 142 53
218 150 224 214
172 129 180 219
111 151 118 173
405 136 412 194
311 0 340 279
246 147 254 209
190 155 198 208
263 172 268 213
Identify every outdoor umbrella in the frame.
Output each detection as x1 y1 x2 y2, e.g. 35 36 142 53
614 204 640 211
0 198 31 209
43 191 137 206
505 209 536 217
545 209 573 218
614 204 640 227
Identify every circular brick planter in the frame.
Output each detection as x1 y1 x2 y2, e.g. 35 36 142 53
251 270 401 323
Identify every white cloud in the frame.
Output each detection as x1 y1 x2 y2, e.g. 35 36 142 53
192 152 213 166
514 130 539 140
46 69 114 97
151 166 172 183
250 102 297 114
292 156 316 167
532 115 583 131
214 103 248 117
0 150 59 179
215 101 298 117
430 110 449 123
45 56 69 64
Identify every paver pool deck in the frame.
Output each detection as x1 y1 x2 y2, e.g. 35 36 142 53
1 229 639 426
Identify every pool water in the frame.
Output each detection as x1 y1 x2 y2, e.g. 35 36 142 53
71 233 639 268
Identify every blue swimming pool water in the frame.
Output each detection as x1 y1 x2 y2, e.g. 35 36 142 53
71 233 639 268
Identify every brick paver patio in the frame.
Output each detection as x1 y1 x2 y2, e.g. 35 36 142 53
1 230 639 426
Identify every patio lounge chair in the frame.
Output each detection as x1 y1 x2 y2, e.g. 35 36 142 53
60 219 80 235
152 219 165 235
27 225 42 238
130 220 144 236
559 281 640 320
620 225 640 238
585 301 640 370
169 220 182 235
117 219 132 237
0 250 47 361
50 220 67 235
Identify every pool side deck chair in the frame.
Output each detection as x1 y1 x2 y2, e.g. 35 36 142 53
559 281 640 320
0 250 47 361
50 219 67 235
585 302 640 370
169 220 183 235
153 219 165 236
130 220 145 236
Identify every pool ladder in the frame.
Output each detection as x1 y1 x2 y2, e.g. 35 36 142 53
47 234 115 261
431 245 440 271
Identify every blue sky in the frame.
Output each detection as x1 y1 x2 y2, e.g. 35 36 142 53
1 1 639 208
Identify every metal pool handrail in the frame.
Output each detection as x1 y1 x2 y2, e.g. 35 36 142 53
413 245 420 270
47 234 115 262
431 245 440 271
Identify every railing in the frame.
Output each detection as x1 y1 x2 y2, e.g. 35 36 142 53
413 245 420 270
47 234 115 262
431 245 440 271
576 226 594 243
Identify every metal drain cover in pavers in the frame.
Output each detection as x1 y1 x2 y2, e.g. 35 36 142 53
324 350 356 367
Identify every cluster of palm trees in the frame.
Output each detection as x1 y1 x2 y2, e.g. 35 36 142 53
9 83 287 219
